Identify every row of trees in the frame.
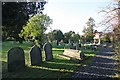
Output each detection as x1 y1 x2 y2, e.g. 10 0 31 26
2 2 97 47
47 30 80 45
19 15 99 46
2 2 113 47
2 1 47 42
46 17 98 45
2 2 82 47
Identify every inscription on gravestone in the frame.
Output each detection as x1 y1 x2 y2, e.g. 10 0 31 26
43 42 53 61
7 47 25 72
30 45 42 66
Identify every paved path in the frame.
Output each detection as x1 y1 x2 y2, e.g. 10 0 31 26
72 43 117 78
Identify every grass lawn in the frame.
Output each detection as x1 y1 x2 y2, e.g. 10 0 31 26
1 41 95 79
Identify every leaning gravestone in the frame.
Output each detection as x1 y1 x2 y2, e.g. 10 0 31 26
43 42 53 61
7 47 25 72
59 49 86 62
30 45 42 66
63 49 81 60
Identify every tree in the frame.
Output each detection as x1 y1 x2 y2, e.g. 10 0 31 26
86 17 95 34
83 17 95 42
71 33 80 43
101 33 111 42
19 14 52 47
99 1 120 44
99 1 120 76
2 1 47 42
99 2 118 32
52 30 64 45
82 26 87 33
64 31 75 43
46 31 54 43
64 31 80 43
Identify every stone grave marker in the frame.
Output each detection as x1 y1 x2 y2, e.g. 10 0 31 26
43 42 53 61
68 42 72 49
91 45 98 51
59 49 86 62
79 43 81 47
30 45 42 66
75 43 79 50
7 47 25 72
63 49 81 60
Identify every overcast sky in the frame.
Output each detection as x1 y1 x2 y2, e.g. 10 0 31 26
43 0 114 34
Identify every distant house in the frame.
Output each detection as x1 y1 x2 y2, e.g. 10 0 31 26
93 30 102 44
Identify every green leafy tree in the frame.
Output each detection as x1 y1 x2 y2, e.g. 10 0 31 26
64 31 75 43
64 31 80 43
2 1 46 42
52 30 64 45
19 14 52 47
71 33 80 43
101 33 111 43
46 31 54 43
64 31 73 43
84 17 95 42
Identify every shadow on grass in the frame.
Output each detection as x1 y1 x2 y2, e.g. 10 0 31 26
40 58 80 69
1 42 95 79
2 55 94 79
72 44 118 79
52 49 64 52
72 56 118 78
2 58 80 79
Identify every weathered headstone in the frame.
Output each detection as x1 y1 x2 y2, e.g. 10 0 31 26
63 49 82 60
68 42 72 49
79 43 81 47
59 49 86 62
7 47 25 72
43 42 53 61
75 43 79 50
30 45 42 66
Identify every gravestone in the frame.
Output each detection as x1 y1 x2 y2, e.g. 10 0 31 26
63 49 81 60
75 43 79 50
68 42 72 49
30 45 42 66
91 45 98 51
7 47 25 72
59 49 86 62
43 42 53 61
79 43 81 47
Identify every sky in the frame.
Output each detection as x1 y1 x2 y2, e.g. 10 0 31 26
43 0 114 34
